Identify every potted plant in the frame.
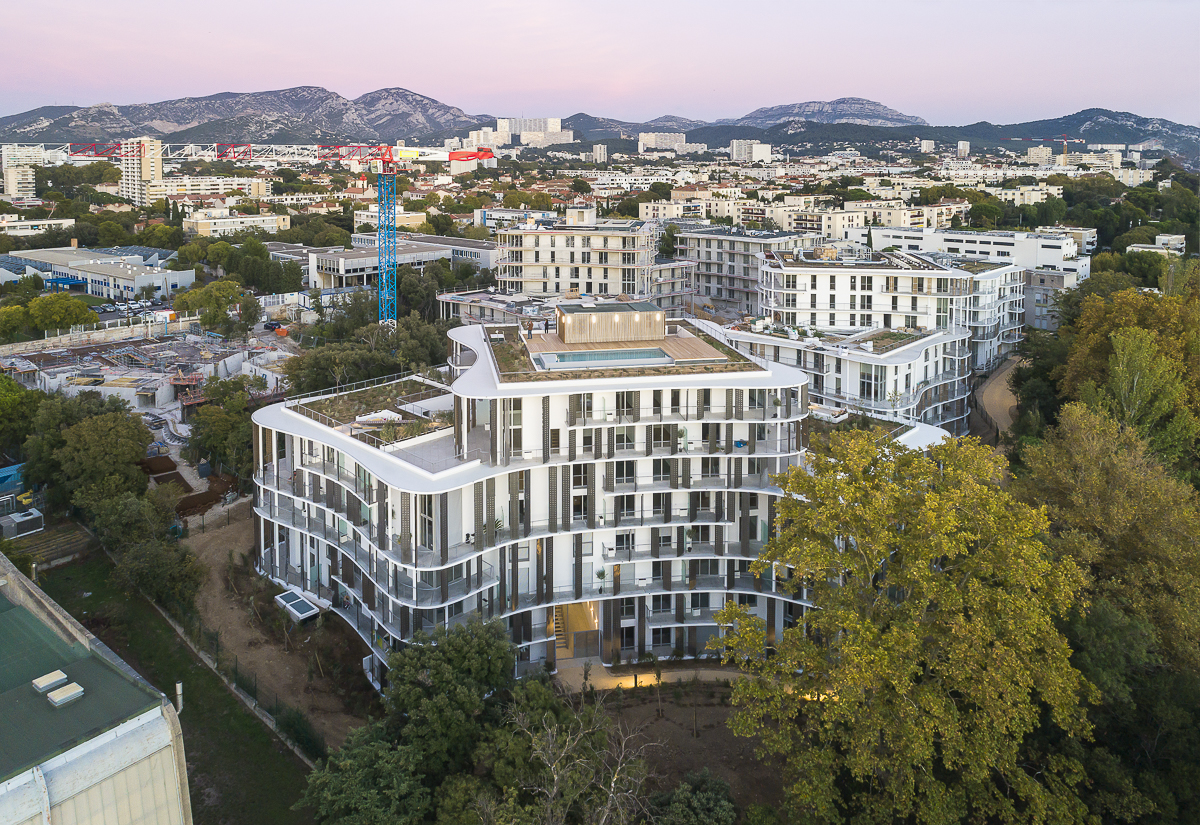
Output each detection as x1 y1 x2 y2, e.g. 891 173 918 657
596 568 606 594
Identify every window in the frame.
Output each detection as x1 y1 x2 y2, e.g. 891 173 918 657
701 457 720 477
850 275 857 291
620 598 635 618
861 275 873 291
615 426 635 450
653 459 670 481
617 495 635 518
829 275 836 290
620 626 635 649
652 628 671 646
738 594 758 607
650 425 673 448
698 559 719 575
615 460 635 484
572 495 588 520
572 464 587 488
616 391 635 418
690 592 711 610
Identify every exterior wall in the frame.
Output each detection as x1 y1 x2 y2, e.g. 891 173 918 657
846 226 1090 280
0 216 75 236
496 225 654 297
676 229 817 316
251 328 810 685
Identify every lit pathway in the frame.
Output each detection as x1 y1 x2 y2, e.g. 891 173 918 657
555 657 738 693
977 358 1019 435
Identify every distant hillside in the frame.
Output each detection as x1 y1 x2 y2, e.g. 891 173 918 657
0 86 490 144
721 98 928 129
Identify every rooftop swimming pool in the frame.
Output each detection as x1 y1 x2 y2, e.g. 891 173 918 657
534 347 673 370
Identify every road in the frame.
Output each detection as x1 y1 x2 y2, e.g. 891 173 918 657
977 357 1019 434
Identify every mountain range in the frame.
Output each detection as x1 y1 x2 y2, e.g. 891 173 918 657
0 86 1196 160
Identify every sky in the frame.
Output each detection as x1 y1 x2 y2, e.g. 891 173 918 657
3 0 1198 127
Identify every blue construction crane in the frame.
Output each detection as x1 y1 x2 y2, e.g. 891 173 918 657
317 144 495 327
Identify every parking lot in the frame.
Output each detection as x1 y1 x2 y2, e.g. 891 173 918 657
93 298 173 321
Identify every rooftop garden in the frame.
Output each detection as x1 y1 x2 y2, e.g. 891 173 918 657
302 379 437 421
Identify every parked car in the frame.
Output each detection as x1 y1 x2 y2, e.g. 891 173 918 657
263 320 283 331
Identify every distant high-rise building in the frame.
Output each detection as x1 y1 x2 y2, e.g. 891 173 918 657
919 139 935 154
956 141 971 159
119 137 163 205
592 144 608 163
730 140 771 163
1024 145 1053 165
638 132 686 150
1 165 35 199
495 117 561 135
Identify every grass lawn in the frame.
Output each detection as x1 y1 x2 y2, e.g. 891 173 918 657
75 294 109 306
41 555 315 825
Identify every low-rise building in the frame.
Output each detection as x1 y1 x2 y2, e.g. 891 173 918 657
846 226 1090 279
979 184 1064 205
141 176 270 204
350 233 499 271
473 207 558 229
73 260 194 300
0 216 75 236
1025 267 1084 331
0 552 193 825
1037 225 1097 255
182 208 290 237
309 244 451 290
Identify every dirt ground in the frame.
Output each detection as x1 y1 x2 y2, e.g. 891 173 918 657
187 500 375 749
607 686 785 811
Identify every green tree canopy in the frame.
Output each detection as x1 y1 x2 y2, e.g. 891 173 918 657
714 430 1091 825
26 293 98 331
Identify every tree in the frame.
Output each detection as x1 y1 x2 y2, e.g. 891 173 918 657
0 376 41 458
237 294 262 334
0 306 28 339
571 178 592 194
56 412 151 504
1079 326 1199 469
650 769 737 825
649 182 672 199
658 224 679 259
24 392 131 509
714 430 1091 825
384 619 515 785
299 722 431 825
97 220 129 247
188 376 263 477
26 293 98 330
112 539 205 606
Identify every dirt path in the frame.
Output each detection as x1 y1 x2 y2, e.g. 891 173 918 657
187 502 370 749
978 357 1019 434
612 692 784 810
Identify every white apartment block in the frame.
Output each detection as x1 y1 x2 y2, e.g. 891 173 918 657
956 141 971 158
592 144 608 163
919 140 936 154
144 176 270 202
0 144 45 174
182 207 290 237
251 306 812 683
675 227 819 316
496 207 656 297
309 244 452 290
1064 151 1122 169
472 207 558 229
0 216 73 237
2 165 36 199
1037 225 1097 254
639 133 687 151
1106 168 1155 186
496 118 562 134
674 143 708 155
731 247 1026 433
1024 146 1054 165
73 260 195 300
353 205 431 230
119 137 164 205
854 200 970 230
846 226 1091 280
638 200 707 222
979 184 1064 206
520 131 576 148
730 141 771 163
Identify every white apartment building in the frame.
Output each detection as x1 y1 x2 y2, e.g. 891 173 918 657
0 144 45 174
472 207 558 229
638 200 707 222
0 216 74 236
979 184 1064 206
73 260 195 300
520 131 576 148
727 247 1026 433
592 144 608 163
495 207 655 297
1037 225 1097 254
1106 168 1155 186
730 141 771 163
353 205 431 230
854 200 970 230
639 133 687 151
144 176 270 202
2 165 36 199
497 118 562 134
674 143 708 155
182 207 290 237
919 140 936 154
675 227 819 316
956 141 971 158
119 137 164 205
846 226 1091 280
251 305 811 684
1024 146 1054 165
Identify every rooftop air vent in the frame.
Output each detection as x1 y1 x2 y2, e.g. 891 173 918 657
47 682 84 707
32 670 68 693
